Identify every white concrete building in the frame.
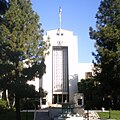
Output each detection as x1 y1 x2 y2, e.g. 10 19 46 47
78 63 94 81
24 31 94 108
41 28 79 107
26 7 94 108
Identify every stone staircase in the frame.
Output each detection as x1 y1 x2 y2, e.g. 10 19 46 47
84 110 100 120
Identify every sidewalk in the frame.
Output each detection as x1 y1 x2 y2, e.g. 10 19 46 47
35 109 50 120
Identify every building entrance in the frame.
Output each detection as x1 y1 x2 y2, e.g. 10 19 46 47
53 94 68 104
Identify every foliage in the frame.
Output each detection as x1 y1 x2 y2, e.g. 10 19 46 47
20 87 47 110
0 0 49 119
0 99 9 114
0 0 8 17
20 98 39 110
0 111 34 120
89 0 120 109
78 78 102 109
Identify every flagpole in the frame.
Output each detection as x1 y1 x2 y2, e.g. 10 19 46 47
59 6 62 30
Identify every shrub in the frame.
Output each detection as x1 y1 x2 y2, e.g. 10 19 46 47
0 99 9 114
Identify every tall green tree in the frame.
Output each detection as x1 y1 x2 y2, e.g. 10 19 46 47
0 0 8 14
0 0 49 119
78 78 102 109
89 0 120 109
0 0 8 22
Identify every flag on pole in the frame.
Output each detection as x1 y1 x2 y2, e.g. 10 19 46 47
59 6 62 22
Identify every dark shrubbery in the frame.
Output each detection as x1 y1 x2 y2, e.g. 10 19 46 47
0 99 9 114
20 98 40 110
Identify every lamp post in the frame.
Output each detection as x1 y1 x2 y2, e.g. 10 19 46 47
87 110 89 120
26 98 29 120
109 107 111 119
108 95 111 119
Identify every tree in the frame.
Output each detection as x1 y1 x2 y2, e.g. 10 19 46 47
0 0 8 14
0 0 8 22
89 0 120 109
0 0 49 119
78 78 102 109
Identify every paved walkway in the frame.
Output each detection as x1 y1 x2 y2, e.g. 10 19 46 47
22 109 114 120
35 109 50 120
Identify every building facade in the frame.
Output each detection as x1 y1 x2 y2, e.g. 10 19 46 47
26 29 94 108
78 63 93 81
41 28 78 107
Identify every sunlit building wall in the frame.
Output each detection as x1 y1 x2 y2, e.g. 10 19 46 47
78 63 94 81
42 29 78 107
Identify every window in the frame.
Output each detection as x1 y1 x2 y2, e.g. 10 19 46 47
52 46 68 92
42 99 46 105
85 72 92 79
78 99 82 105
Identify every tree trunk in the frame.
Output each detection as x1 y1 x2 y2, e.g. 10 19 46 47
12 96 15 107
15 95 21 120
6 89 11 109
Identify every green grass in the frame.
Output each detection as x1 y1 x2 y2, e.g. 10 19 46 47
0 111 34 120
98 110 120 120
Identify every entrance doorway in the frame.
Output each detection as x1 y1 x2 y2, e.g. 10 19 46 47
53 94 68 104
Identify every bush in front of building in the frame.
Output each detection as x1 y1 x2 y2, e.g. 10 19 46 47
20 98 40 110
0 99 10 114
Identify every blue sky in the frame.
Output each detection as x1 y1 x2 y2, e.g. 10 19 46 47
31 0 101 63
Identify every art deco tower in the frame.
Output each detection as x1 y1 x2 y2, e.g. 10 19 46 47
41 7 78 107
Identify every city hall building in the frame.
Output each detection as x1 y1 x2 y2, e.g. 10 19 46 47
41 28 79 107
27 8 93 108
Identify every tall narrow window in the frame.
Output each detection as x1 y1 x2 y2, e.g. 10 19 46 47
52 46 69 103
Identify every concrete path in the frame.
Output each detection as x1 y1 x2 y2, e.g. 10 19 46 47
35 109 50 120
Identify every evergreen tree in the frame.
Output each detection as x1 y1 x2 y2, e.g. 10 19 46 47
0 0 8 22
0 0 8 14
89 0 120 109
78 78 103 109
0 0 49 119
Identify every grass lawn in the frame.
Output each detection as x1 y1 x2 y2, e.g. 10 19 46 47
98 110 120 120
0 111 34 120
